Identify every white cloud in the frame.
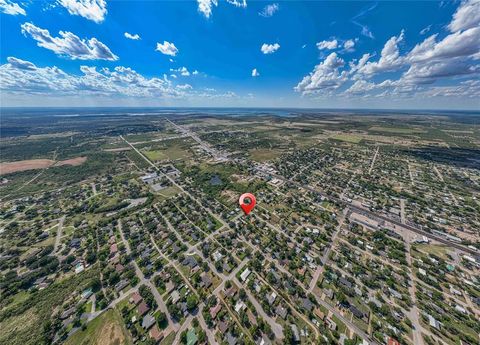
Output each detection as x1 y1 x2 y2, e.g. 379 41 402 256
0 0 26 15
124 32 140 40
317 40 338 50
156 41 178 56
407 28 480 63
294 52 348 94
197 0 217 18
21 22 118 61
420 25 431 35
192 70 199 75
259 3 278 17
448 0 480 32
226 0 247 8
58 0 107 23
251 68 260 77
197 0 246 18
170 66 190 76
355 30 405 76
7 57 36 70
0 57 188 98
261 43 280 54
343 39 355 51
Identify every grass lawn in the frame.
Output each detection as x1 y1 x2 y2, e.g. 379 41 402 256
248 148 283 162
331 134 363 143
159 331 176 345
414 244 449 260
156 185 182 200
369 126 426 134
65 308 132 345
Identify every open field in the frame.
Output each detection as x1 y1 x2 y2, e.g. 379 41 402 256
330 134 363 143
65 308 132 345
1 157 87 175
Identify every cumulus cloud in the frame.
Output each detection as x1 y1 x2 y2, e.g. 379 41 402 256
261 43 280 54
156 41 178 56
294 52 348 94
0 0 26 15
259 3 278 17
448 0 480 32
343 39 356 51
21 22 118 61
226 0 247 8
170 66 190 76
355 30 405 76
197 0 217 18
124 32 140 40
197 0 246 18
7 57 36 70
251 68 260 77
317 40 338 50
0 57 189 98
58 0 107 23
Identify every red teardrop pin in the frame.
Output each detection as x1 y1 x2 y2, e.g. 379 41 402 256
239 193 256 215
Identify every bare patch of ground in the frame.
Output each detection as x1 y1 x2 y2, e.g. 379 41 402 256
54 156 87 166
1 157 87 175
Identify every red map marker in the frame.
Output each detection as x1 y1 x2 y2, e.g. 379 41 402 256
239 193 256 215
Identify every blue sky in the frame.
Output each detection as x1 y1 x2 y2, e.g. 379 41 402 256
0 0 479 109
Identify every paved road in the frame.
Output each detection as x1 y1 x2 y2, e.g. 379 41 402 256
54 215 66 254
308 208 347 292
368 146 379 174
117 221 179 333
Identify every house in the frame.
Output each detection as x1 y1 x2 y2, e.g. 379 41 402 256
427 314 441 329
165 280 175 294
115 263 125 273
275 305 288 319
290 324 300 342
149 325 164 343
75 262 85 274
338 277 352 289
130 292 142 305
234 300 246 313
60 307 76 320
387 338 401 345
70 238 81 248
187 329 198 345
226 332 237 345
170 290 181 304
301 298 314 312
183 256 198 269
142 314 156 329
224 285 237 298
138 301 150 316
213 250 223 262
110 243 118 255
210 303 222 319
201 273 212 288
218 320 229 333
240 268 251 282
350 305 367 320
326 318 337 331
266 291 277 305
115 279 129 292
324 288 334 300
82 288 93 299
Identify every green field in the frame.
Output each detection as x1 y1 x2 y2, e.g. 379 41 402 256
0 267 99 345
331 134 363 143
65 308 132 345
369 126 426 134
248 148 283 162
